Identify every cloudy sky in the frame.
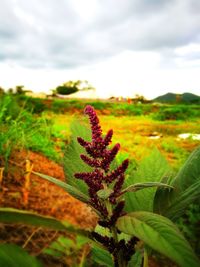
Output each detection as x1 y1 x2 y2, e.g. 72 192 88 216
0 0 200 99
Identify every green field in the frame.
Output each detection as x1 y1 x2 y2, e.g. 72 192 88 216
0 94 200 267
46 111 200 170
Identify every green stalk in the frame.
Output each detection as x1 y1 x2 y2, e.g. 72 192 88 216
143 248 149 267
105 200 127 267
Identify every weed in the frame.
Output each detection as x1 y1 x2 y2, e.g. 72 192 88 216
36 106 200 267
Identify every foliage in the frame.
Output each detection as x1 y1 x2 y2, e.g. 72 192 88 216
0 94 59 165
154 146 200 220
177 203 200 255
0 95 27 164
112 103 143 116
0 208 91 267
55 80 95 95
0 94 21 121
0 243 42 267
15 85 26 95
0 105 200 266
91 244 114 266
117 211 199 267
152 105 200 121
15 95 200 123
17 95 47 113
36 106 199 266
123 148 171 213
43 235 89 266
0 86 5 95
0 208 90 236
51 99 74 113
56 84 78 95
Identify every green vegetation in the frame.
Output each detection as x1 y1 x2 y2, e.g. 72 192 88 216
43 235 89 265
177 203 200 255
0 95 60 165
54 80 95 95
0 243 42 267
152 105 200 121
0 93 200 266
16 95 200 121
1 105 200 266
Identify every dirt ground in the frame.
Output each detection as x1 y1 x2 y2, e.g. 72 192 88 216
0 149 97 266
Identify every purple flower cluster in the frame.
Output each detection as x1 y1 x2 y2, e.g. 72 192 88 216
91 232 138 266
74 106 137 265
74 105 129 217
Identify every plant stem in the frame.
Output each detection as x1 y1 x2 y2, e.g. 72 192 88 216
143 248 149 267
111 226 127 267
105 198 127 267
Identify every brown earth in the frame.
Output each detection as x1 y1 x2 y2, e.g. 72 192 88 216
0 149 97 266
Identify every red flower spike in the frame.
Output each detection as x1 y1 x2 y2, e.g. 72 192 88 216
104 129 113 147
75 105 128 215
105 159 129 183
84 105 102 141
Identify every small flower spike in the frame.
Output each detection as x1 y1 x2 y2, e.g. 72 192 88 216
74 105 129 216
74 105 137 265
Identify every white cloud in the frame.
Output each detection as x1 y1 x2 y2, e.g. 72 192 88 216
1 50 200 100
175 43 200 55
69 0 99 21
0 0 200 98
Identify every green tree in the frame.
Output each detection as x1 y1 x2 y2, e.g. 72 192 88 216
15 85 25 95
8 88 14 94
55 80 95 95
0 87 5 95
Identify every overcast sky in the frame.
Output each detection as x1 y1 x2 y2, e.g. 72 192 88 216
0 0 200 99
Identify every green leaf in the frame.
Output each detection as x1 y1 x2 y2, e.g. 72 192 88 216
127 250 143 267
91 245 114 267
116 211 200 267
124 149 171 212
43 236 75 257
154 147 200 220
97 188 113 200
0 207 91 237
121 182 173 195
172 146 200 192
94 224 112 238
162 180 200 220
63 120 92 195
33 171 90 204
33 171 102 216
0 244 42 267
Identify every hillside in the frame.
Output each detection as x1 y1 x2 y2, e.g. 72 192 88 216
153 92 200 104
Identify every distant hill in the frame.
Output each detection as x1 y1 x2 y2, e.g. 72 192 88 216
153 92 200 104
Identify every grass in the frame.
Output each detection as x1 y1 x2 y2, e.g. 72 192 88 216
0 95 61 165
43 112 200 170
1 96 200 265
2 94 198 170
18 95 200 119
1 94 199 169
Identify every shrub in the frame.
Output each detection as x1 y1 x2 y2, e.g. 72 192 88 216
36 106 199 266
152 105 200 121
